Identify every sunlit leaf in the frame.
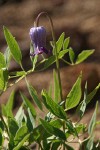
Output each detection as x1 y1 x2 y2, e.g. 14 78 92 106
75 50 95 64
0 52 6 69
63 37 70 49
6 91 15 118
58 49 69 59
69 48 75 64
3 26 22 66
56 32 65 52
65 74 82 110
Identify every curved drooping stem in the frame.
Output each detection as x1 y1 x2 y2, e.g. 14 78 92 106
35 12 63 101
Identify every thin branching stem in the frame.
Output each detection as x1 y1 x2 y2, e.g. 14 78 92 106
35 11 63 101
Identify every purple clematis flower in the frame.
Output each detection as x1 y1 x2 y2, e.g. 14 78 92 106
29 26 49 56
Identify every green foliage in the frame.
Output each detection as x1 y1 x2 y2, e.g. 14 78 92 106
88 102 98 135
65 74 82 110
75 50 95 64
0 52 6 69
3 26 22 67
0 26 99 150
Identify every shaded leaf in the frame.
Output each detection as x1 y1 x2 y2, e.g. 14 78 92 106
42 90 67 120
53 69 60 103
28 85 42 111
76 82 87 118
0 129 3 146
86 136 94 150
8 118 19 138
20 92 36 118
26 108 35 132
14 125 28 146
86 83 100 104
4 46 11 69
88 102 98 135
44 55 56 69
40 119 66 140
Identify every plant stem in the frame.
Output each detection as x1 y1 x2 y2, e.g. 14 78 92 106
35 12 63 101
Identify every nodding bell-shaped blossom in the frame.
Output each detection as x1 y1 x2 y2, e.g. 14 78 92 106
29 26 49 56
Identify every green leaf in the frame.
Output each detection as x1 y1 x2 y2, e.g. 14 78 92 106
48 83 52 98
40 119 66 140
51 141 60 150
14 133 30 150
20 92 36 118
75 50 95 64
69 48 75 64
0 69 5 91
88 101 98 135
0 52 6 69
6 91 14 118
53 69 60 103
42 90 67 120
96 121 100 125
0 68 8 91
29 125 42 143
63 37 70 49
66 120 78 137
86 83 100 104
4 46 11 69
26 108 35 132
10 71 26 77
50 119 62 129
86 136 94 150
15 105 24 127
75 124 86 134
3 26 22 65
65 74 82 110
30 42 38 70
8 118 19 138
56 32 65 52
14 125 28 146
28 85 43 111
32 54 38 70
0 129 3 146
44 55 56 69
76 82 87 118
58 49 69 59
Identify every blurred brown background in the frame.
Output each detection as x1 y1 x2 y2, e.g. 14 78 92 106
0 0 100 104
0 0 100 147
0 0 100 101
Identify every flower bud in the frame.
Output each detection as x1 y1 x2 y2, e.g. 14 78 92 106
29 26 48 56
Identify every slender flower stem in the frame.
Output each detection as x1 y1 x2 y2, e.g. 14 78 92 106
35 12 63 101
